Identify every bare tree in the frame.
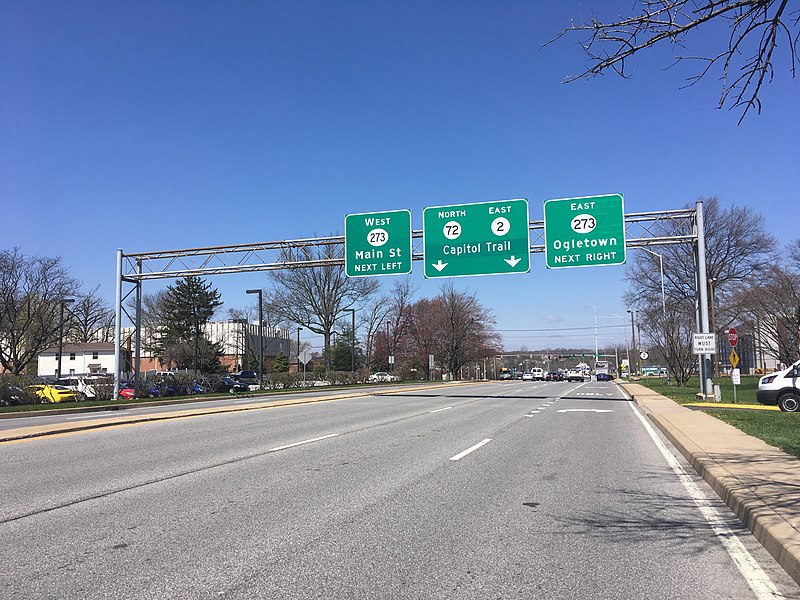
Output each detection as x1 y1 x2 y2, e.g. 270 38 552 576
406 297 444 380
360 292 392 368
67 286 114 343
432 282 499 379
267 242 380 370
551 0 799 123
0 248 80 374
733 241 800 366
125 289 168 354
625 197 775 383
384 280 417 366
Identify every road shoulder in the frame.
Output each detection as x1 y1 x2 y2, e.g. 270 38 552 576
621 382 800 587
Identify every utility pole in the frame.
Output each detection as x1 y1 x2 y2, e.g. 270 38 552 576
57 298 74 378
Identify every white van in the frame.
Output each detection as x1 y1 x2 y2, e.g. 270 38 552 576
531 368 544 381
757 361 800 412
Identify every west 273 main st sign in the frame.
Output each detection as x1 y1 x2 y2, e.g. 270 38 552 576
544 194 626 269
344 209 412 277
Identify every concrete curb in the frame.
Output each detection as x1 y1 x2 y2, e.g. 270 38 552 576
621 382 800 587
0 381 479 443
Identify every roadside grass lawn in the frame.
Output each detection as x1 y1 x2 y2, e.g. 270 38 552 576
636 375 759 405
635 375 800 460
705 410 800 460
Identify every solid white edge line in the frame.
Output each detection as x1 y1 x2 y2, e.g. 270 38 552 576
450 438 492 461
430 407 453 413
626 401 780 599
267 433 340 453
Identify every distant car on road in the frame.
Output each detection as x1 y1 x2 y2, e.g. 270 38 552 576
531 368 544 381
369 372 400 383
566 369 584 382
545 371 562 381
499 372 512 380
522 372 534 381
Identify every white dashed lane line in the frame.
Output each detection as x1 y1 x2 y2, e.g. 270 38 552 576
450 439 493 461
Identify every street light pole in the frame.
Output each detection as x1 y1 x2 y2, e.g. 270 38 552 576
57 298 74 378
246 289 263 385
296 326 302 373
627 309 638 376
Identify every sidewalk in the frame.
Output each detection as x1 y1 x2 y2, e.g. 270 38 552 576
622 382 800 586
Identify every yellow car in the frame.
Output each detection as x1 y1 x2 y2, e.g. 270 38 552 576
28 384 80 403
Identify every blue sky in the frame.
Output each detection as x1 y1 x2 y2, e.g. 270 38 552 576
2 1 797 353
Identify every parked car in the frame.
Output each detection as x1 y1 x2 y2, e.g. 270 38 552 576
1 385 35 406
54 377 98 400
758 361 800 412
499 372 512 380
566 369 584 382
188 380 209 394
214 377 250 394
28 384 79 403
233 370 260 388
118 380 159 400
521 372 534 381
531 368 545 381
369 371 400 383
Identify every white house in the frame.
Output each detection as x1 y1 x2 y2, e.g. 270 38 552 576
38 343 130 378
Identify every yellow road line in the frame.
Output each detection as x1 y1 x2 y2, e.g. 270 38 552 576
685 403 779 411
0 381 480 444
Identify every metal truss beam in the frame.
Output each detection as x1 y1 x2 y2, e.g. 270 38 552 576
121 209 698 281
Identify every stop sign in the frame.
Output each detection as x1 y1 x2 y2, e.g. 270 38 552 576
728 328 739 347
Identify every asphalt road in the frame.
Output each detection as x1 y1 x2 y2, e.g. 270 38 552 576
2 380 797 599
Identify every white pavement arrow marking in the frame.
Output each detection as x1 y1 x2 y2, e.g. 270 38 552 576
432 260 448 272
557 409 614 413
504 255 521 268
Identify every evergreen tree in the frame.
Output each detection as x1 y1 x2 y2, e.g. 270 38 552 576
272 351 289 373
155 276 224 373
331 326 364 371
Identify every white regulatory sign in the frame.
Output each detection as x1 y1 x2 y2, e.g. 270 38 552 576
692 333 716 355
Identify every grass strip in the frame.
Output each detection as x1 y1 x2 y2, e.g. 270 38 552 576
705 410 800 459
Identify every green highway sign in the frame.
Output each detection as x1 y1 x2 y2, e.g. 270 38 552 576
345 209 412 277
544 193 626 269
423 199 530 278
